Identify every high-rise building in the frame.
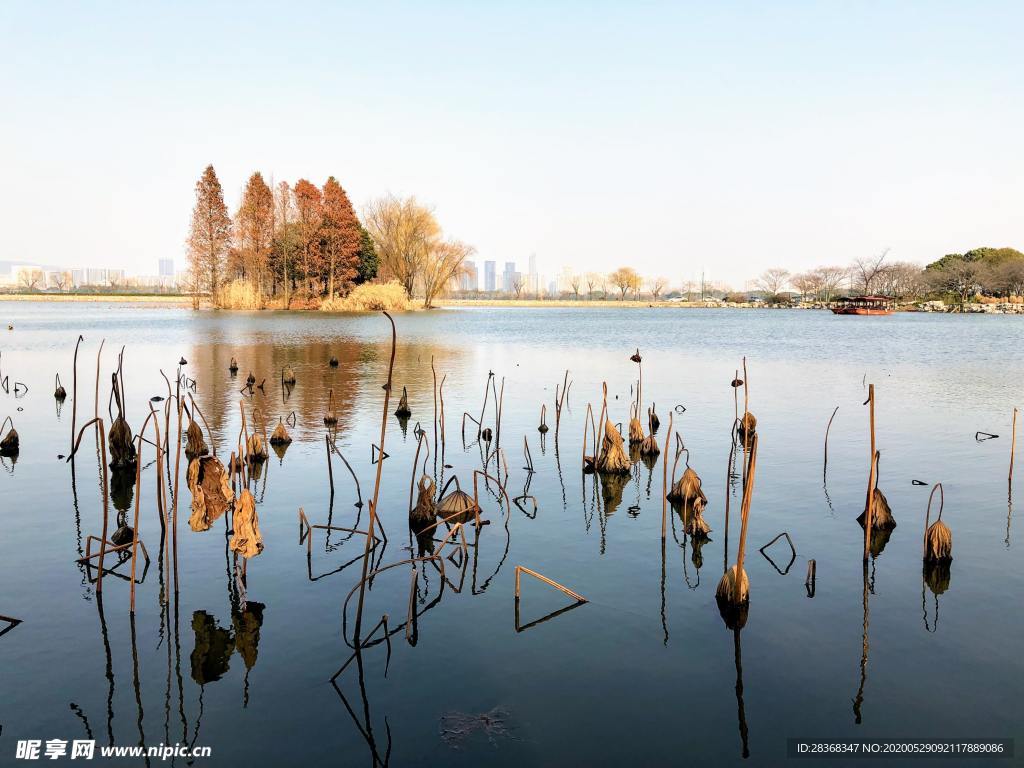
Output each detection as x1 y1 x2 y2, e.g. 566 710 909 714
158 258 174 277
527 253 539 294
484 260 496 292
460 260 478 292
502 261 516 293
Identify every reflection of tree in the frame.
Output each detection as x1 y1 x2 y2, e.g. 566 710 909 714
187 336 464 450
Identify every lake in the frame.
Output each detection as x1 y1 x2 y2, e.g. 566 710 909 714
0 302 1021 766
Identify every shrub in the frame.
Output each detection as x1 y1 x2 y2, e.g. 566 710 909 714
320 281 412 312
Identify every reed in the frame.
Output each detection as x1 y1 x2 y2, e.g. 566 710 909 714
319 281 411 312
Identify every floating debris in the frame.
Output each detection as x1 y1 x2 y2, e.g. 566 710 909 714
282 366 296 385
440 707 513 750
229 357 238 373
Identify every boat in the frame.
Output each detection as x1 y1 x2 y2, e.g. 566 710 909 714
830 296 894 316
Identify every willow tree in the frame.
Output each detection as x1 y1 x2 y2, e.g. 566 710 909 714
421 239 476 308
363 194 439 298
187 165 232 308
233 172 275 296
609 267 641 300
321 176 362 299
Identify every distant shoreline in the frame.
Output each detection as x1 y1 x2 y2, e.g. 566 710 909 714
0 293 191 306
4 293 1022 314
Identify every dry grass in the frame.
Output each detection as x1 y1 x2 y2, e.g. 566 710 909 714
320 281 412 312
216 279 265 310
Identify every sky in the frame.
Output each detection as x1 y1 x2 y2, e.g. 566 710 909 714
1 1 1021 287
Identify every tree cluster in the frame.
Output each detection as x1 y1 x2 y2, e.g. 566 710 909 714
186 165 377 308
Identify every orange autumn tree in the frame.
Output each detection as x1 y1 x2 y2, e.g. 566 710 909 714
321 176 362 300
232 172 275 298
293 179 323 297
187 164 232 307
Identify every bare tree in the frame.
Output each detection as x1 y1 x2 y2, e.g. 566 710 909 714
754 268 791 301
569 274 582 300
650 276 668 300
52 271 72 292
926 258 982 310
790 271 822 301
18 268 44 291
851 249 891 294
813 266 848 302
878 262 925 301
986 258 1024 299
511 276 525 298
585 272 601 299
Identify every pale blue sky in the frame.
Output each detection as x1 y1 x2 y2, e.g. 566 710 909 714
2 1 1021 286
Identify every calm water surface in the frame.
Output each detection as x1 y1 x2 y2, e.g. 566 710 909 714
0 303 1022 766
